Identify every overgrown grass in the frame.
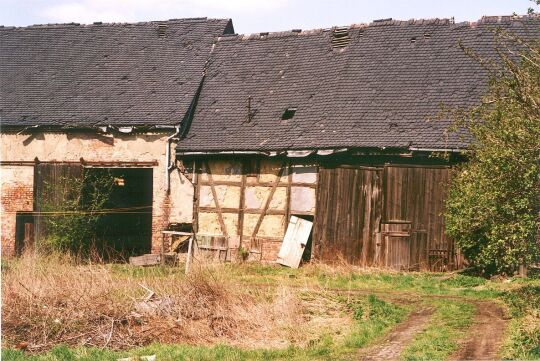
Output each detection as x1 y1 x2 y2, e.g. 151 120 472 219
2 292 406 361
343 294 408 351
400 300 475 361
225 262 505 299
500 284 540 360
4 256 540 360
2 254 410 360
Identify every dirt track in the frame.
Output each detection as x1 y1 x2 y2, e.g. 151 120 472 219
244 283 510 360
358 308 433 361
450 301 508 361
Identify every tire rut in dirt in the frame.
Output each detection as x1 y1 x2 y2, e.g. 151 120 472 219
358 307 433 361
450 301 508 361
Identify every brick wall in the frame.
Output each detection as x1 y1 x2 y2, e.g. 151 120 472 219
1 166 34 256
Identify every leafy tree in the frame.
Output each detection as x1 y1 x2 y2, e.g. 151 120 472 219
445 27 540 275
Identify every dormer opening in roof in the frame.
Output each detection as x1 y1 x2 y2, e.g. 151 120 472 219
281 107 297 120
332 26 350 49
157 23 168 37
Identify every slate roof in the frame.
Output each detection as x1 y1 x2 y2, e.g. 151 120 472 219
177 15 540 152
0 17 234 128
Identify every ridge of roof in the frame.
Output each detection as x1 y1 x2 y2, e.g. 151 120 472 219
216 14 539 42
0 17 231 30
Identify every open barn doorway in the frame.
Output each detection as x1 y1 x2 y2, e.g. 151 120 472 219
87 167 153 258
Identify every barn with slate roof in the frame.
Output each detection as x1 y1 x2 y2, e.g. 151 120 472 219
0 17 234 256
1 14 539 269
176 15 540 270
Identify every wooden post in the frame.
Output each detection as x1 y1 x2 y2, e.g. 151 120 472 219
204 161 228 238
161 233 166 265
24 223 35 251
519 264 528 278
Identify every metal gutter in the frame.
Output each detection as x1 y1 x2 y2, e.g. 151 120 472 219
409 147 467 153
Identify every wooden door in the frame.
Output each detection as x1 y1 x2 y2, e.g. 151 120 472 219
383 165 451 270
313 166 383 265
277 216 313 268
382 222 411 270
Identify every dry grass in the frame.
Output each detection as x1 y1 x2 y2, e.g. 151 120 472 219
1 252 351 353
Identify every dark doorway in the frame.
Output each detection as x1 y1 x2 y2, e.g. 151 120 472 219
89 168 153 257
15 212 34 255
293 214 314 263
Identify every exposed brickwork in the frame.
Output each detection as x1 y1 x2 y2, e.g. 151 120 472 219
1 166 34 256
261 240 282 262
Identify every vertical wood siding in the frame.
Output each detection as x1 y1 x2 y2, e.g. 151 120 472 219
314 164 453 270
313 166 382 265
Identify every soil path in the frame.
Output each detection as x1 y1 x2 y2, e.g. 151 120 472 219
358 307 433 361
450 301 508 360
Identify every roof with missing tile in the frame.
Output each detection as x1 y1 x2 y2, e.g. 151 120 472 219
0 17 234 128
177 15 540 152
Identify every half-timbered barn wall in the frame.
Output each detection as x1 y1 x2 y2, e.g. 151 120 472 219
192 158 317 261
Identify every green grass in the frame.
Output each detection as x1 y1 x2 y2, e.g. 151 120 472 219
499 284 540 360
342 295 409 351
222 263 505 299
400 300 475 361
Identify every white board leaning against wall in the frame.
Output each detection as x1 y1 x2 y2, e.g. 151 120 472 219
277 216 313 268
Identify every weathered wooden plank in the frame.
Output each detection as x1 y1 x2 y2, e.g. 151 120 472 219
237 165 247 243
277 216 313 268
129 253 161 266
314 166 382 265
284 162 292 234
193 160 200 234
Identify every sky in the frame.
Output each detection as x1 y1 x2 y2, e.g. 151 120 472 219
0 0 536 34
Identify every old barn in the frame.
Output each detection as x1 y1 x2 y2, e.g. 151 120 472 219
0 18 234 256
176 16 539 270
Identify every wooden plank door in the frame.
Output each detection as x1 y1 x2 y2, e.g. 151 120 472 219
33 163 83 243
382 222 411 270
277 216 313 268
383 165 451 270
313 166 383 265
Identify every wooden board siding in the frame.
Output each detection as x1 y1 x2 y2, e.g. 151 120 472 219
314 164 453 270
313 166 382 265
383 165 451 270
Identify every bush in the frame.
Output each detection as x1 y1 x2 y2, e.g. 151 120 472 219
445 31 540 275
41 169 114 255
